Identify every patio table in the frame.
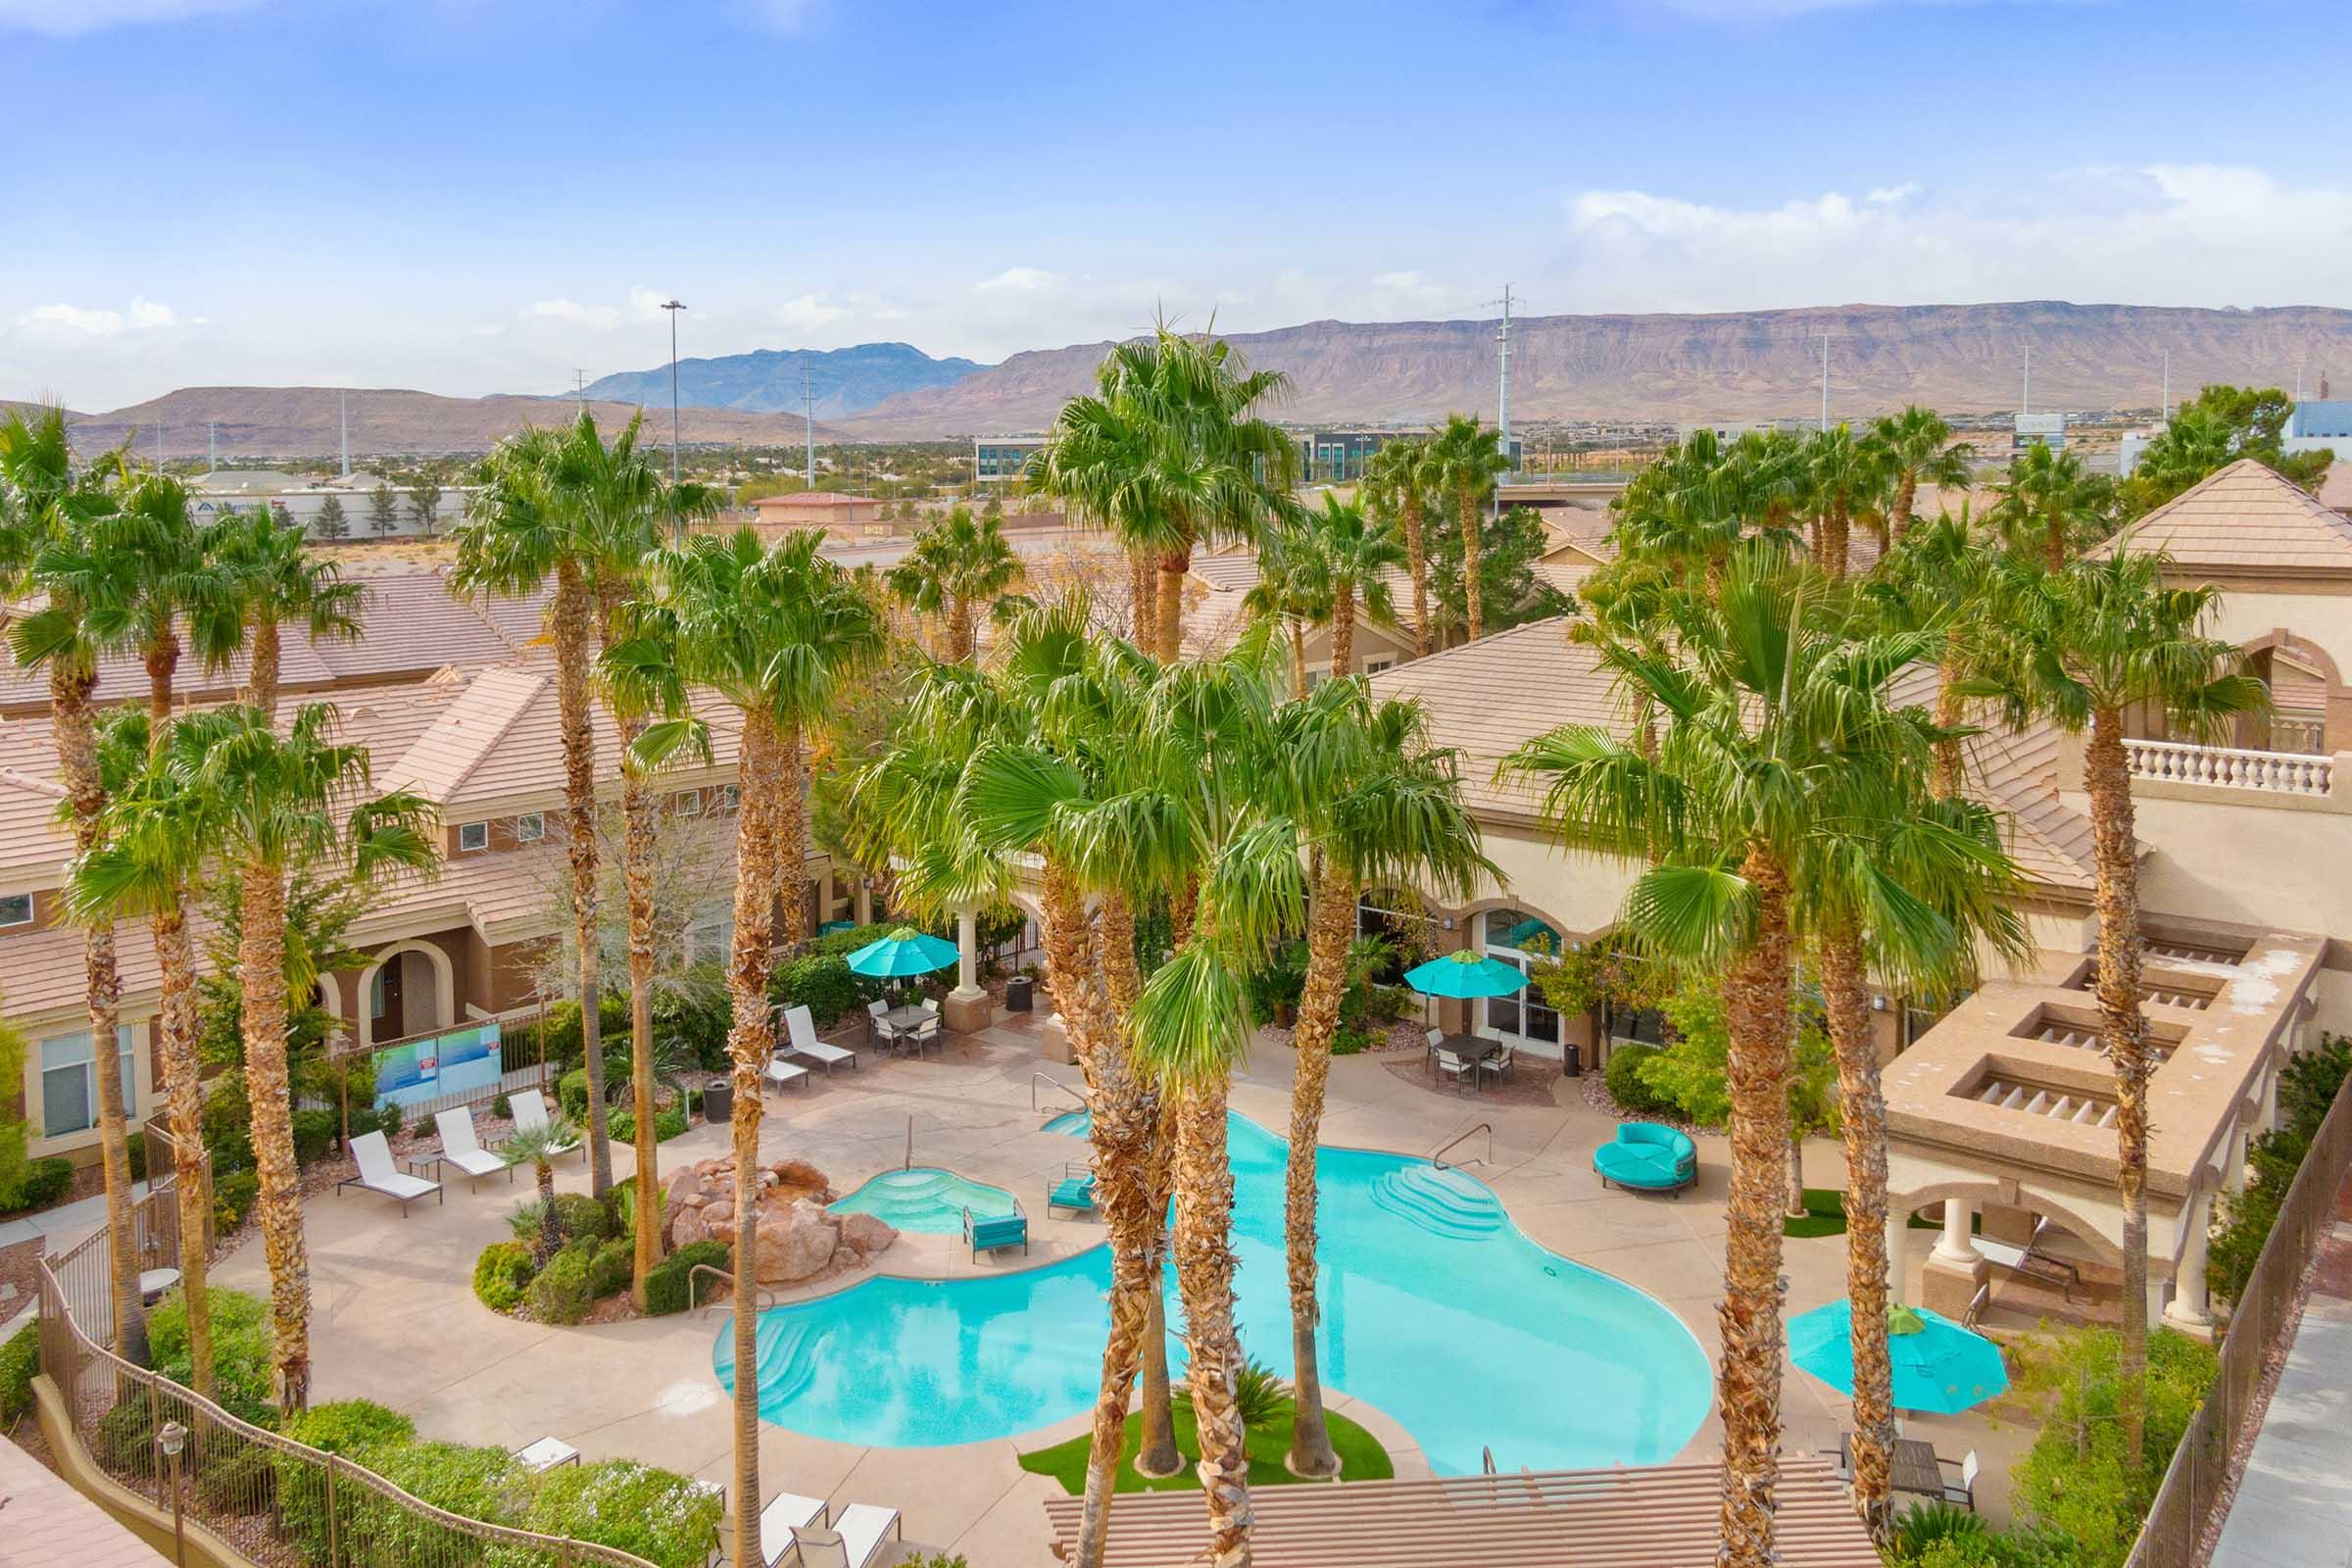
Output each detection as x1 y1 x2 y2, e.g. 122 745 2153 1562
1839 1432 1945 1496
883 1004 939 1054
1429 1033 1506 1093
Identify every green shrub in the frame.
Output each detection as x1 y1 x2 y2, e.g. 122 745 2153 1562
509 1456 725 1568
290 1107 339 1164
587 1238 633 1299
644 1239 730 1316
2008 1324 2218 1567
609 1107 688 1144
553 1191 611 1241
610 1176 664 1246
191 1431 279 1514
526 1245 597 1324
328 1440 526 1566
94 1391 161 1477
285 1396 416 1454
150 1286 275 1426
769 953 873 1027
472 1241 535 1313
2209 1033 2352 1302
212 1168 259 1231
125 1130 147 1184
807 920 898 958
0 1155 74 1215
651 989 734 1074
491 1091 513 1119
0 1321 37 1426
526 996 631 1074
559 1067 591 1120
1602 1042 1671 1116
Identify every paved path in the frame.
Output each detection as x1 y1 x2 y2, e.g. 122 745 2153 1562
0 1179 152 1251
0 1432 167 1567
2210 1172 2352 1568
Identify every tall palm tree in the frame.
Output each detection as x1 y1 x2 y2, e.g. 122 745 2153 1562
1986 550 2263 1466
1240 513 1330 699
1866 407 1973 546
1501 545 1937 1568
1359 437 1437 658
2 407 146 1355
1296 495 1404 680
1803 425 1884 580
1987 442 2116 572
208 506 364 721
1275 682 1487 1476
1425 416 1509 642
1615 428 1805 597
111 470 242 730
1869 512 2002 800
612 527 884 1568
884 505 1024 662
176 703 438 1416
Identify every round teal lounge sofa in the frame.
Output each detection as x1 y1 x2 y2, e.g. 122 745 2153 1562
1593 1122 1698 1196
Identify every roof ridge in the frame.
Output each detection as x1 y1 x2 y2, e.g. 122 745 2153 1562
399 664 553 802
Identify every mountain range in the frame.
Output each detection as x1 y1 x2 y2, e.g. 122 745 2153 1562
577 342 985 421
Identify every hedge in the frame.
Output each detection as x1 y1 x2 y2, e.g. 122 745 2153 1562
645 1239 730 1316
526 1245 598 1325
509 1458 726 1568
151 1286 275 1427
472 1241 535 1313
0 1155 73 1215
273 1398 418 1539
608 1107 688 1145
587 1238 633 1299
1603 1042 1674 1117
0 1321 36 1426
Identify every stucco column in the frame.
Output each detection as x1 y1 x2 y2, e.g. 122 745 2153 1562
2259 1065 2279 1132
2225 1121 2251 1195
944 905 990 1034
853 878 872 926
2164 1190 2216 1338
1934 1198 1978 1264
1922 1197 1989 1320
1886 1209 1912 1302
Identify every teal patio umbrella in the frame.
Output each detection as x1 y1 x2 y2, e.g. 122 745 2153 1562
1401 949 1531 1000
1788 1299 2009 1414
845 926 961 979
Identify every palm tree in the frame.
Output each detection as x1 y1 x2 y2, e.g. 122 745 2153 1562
208 505 364 721
1866 407 1973 546
1869 512 2001 800
502 1117 580 1267
1987 441 2116 572
612 527 884 1568
1615 428 1805 596
1803 425 1884 580
62 710 221 1394
1500 545 1937 1568
1360 437 1437 658
1275 682 1487 1475
1241 508 1331 699
884 505 1024 662
112 470 242 730
177 703 438 1416
1296 495 1403 680
1425 416 1509 642
2 407 146 1355
1986 550 2263 1466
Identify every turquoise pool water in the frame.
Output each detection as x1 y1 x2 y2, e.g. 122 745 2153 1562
829 1167 1020 1235
1040 1108 1089 1137
715 1114 1711 1475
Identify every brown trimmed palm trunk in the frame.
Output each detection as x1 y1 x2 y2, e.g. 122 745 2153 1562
1156 543 1193 664
1890 474 1920 544
1933 640 1967 801
2045 515 2066 573
1825 497 1851 579
1400 490 1430 659
2085 708 2151 1467
1287 623 1307 701
1717 844 1793 1568
1172 1084 1253 1565
245 618 282 722
52 664 139 1357
152 897 215 1395
552 560 611 1196
239 860 312 1418
774 721 813 948
1131 549 1159 657
1136 1094 1184 1480
1282 858 1352 1478
602 584 664 1305
145 626 179 730
948 592 976 663
1455 484 1484 643
1326 588 1355 682
1821 932 1894 1544
724 710 786 1568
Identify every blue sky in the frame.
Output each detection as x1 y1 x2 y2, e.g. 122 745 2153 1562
5 0 2347 408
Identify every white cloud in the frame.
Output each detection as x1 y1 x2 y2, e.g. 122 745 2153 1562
775 294 847 331
521 298 619 331
0 0 260 35
626 286 675 322
15 296 188 335
1559 165 2352 312
975 268 1061 293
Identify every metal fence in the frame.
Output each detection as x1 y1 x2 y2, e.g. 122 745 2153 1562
2125 1065 2352 1568
37 1182 660 1568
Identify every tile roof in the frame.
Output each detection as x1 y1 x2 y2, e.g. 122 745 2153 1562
2091 459 2352 573
751 492 875 508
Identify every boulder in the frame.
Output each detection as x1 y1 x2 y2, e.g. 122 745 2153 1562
836 1211 898 1258
751 1200 842 1285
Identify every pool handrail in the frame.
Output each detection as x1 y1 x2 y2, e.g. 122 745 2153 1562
1032 1072 1089 1114
690 1261 778 1316
1431 1122 1493 1171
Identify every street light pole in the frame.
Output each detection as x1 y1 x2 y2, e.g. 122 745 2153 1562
660 298 687 543
158 1418 189 1567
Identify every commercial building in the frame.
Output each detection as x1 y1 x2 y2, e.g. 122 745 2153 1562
190 468 470 540
1297 428 1525 484
972 436 1046 484
747 492 886 531
2013 412 2067 454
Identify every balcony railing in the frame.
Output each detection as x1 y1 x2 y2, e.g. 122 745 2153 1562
2123 737 2334 797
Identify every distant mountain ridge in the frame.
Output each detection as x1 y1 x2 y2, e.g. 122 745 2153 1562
833 301 2352 438
578 342 986 421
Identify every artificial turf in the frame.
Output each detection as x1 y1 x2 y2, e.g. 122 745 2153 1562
1784 1188 1980 1239
1018 1403 1395 1494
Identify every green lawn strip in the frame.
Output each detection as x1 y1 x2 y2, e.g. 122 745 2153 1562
1784 1188 1979 1240
1019 1403 1393 1494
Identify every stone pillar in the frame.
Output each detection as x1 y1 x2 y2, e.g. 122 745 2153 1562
2163 1189 2216 1340
944 906 992 1034
1886 1208 1912 1303
1935 1198 1977 1263
2225 1120 2251 1195
2259 1065 2279 1131
1922 1197 1988 1321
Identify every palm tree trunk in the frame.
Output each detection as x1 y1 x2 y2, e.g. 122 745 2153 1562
551 561 611 1197
1288 623 1307 701
2085 708 2150 1468
1891 474 1920 544
1717 844 1792 1568
1136 1095 1184 1480
2046 515 2066 574
1787 1128 1808 1220
144 626 179 731
1327 590 1355 682
1282 858 1351 1478
1155 545 1192 664
724 711 786 1568
1172 1086 1254 1566
1456 486 1484 643
1821 933 1894 1545
52 665 140 1359
601 582 664 1306
152 896 213 1396
534 1160 561 1266
246 618 282 723
948 593 976 663
1933 641 1967 801
1826 498 1851 579
1131 549 1159 657
239 860 312 1419
774 721 813 948
1401 492 1430 660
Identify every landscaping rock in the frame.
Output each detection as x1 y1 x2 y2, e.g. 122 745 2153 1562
655 1152 886 1283
836 1211 897 1257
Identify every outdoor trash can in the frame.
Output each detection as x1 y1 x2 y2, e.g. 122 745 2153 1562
1563 1043 1582 1078
1006 975 1034 1012
701 1080 732 1126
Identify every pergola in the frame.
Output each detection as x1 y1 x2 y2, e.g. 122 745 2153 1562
1044 1456 1881 1566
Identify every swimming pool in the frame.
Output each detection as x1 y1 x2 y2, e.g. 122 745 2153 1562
829 1167 1020 1235
714 1114 1711 1475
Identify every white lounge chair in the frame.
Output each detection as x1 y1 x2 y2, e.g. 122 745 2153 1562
789 1504 902 1568
764 1054 810 1095
509 1089 582 1160
434 1106 514 1192
756 1491 828 1568
779 1004 858 1073
336 1130 442 1215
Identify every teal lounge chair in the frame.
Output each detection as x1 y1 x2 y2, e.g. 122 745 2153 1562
965 1202 1029 1259
1046 1163 1097 1218
1593 1123 1698 1197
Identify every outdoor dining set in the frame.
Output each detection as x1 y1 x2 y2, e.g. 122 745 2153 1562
763 926 959 1093
1403 948 1536 1096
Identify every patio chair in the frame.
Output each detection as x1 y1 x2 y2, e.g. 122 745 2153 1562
779 1003 858 1073
1425 1027 1444 1070
907 1001 943 1055
763 1054 810 1095
336 1130 443 1215
965 1201 1028 1259
788 1505 902 1568
509 1089 581 1160
432 1106 514 1192
1940 1449 1980 1511
756 1491 828 1568
1045 1162 1098 1217
1479 1044 1515 1087
865 1000 900 1052
1433 1047 1474 1094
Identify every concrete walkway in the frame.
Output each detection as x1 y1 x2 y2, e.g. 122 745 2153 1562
0 1178 153 1251
2210 1172 2352 1568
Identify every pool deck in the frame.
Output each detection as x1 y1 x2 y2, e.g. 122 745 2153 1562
195 1010 2004 1563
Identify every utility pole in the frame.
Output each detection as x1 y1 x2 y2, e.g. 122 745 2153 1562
1486 283 1515 473
803 363 816 488
2021 342 2031 417
2162 349 2171 423
1813 331 1834 432
207 421 217 471
339 390 350 478
574 369 588 408
660 299 686 540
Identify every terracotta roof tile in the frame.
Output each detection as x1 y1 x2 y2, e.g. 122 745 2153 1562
2091 459 2352 572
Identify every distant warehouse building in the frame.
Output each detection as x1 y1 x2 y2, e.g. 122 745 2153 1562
1298 428 1523 484
2013 413 2067 455
189 468 470 540
747 492 886 530
972 435 1046 484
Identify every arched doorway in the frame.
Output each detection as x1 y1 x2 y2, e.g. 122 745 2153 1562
355 940 456 1051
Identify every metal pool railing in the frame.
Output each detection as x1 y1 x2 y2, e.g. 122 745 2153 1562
36 1182 662 1568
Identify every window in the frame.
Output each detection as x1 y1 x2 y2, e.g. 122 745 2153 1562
0 892 30 928
458 821 489 853
514 812 545 844
1363 658 1395 676
687 912 734 966
673 789 704 816
370 965 389 1019
711 784 740 813
40 1025 135 1138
